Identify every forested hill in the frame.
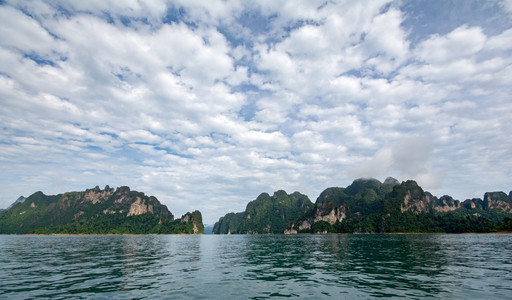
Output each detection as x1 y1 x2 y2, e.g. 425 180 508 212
213 178 512 234
213 190 314 234
0 186 204 234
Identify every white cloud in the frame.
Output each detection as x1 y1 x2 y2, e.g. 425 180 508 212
119 130 162 144
485 28 512 51
360 8 410 73
236 130 290 151
501 0 512 14
0 5 58 53
415 26 486 64
0 1 511 224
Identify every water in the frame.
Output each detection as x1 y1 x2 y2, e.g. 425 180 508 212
0 234 511 299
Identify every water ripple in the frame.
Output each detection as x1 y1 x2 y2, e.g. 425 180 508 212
0 234 511 299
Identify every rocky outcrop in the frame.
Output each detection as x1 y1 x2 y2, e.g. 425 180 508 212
433 195 461 212
460 193 512 213
83 186 114 204
483 192 512 212
285 204 346 234
128 197 154 216
396 181 432 214
462 198 485 210
314 202 346 224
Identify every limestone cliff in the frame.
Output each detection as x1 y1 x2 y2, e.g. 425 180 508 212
431 195 461 212
391 180 433 215
483 192 512 212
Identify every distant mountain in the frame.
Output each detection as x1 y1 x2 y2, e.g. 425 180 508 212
0 186 203 234
203 225 214 234
0 196 27 214
211 177 511 234
7 196 26 209
213 190 314 234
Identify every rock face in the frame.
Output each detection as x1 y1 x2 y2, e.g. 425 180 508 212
128 197 155 216
0 186 204 234
432 195 461 212
315 202 347 224
213 190 313 234
462 198 485 210
392 180 433 215
459 192 512 213
483 192 512 212
83 186 114 204
285 202 347 234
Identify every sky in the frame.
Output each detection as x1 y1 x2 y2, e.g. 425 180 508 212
1 0 511 225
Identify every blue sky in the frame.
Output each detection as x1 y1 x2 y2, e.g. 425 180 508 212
1 0 511 224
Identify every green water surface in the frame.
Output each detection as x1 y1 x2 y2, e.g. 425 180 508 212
0 234 511 299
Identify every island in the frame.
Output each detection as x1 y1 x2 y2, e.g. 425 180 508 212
0 185 204 234
213 178 512 234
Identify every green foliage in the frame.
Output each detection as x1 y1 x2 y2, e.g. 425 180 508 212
315 187 346 205
432 213 496 233
497 217 512 231
190 210 205 233
311 221 334 233
212 191 313 234
30 213 200 235
314 178 399 220
0 192 62 234
446 207 511 223
292 179 510 234
212 212 244 234
325 212 498 234
0 187 202 234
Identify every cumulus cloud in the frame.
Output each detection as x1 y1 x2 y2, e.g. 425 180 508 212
415 26 486 64
0 0 511 223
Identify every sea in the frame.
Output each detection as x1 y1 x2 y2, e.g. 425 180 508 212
0 234 511 299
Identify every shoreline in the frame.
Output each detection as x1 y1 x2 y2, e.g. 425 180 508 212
2 231 511 236
2 233 197 236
